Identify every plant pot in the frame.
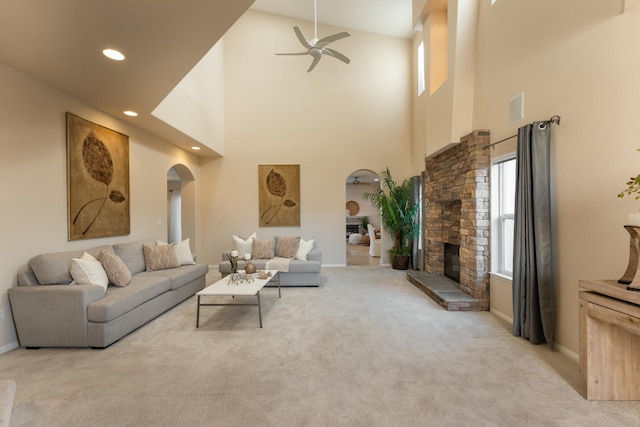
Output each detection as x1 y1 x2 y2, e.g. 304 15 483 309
392 254 410 270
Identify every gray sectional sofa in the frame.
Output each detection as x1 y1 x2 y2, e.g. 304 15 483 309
219 235 322 286
8 241 208 348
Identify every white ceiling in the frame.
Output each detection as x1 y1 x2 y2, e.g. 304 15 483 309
0 1 414 155
250 0 415 40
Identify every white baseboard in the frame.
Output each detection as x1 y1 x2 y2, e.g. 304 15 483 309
490 308 578 362
555 342 579 362
0 341 19 355
490 308 512 324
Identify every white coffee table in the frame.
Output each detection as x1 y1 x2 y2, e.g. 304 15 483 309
196 270 279 328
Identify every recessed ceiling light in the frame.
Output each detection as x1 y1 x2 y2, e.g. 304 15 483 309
123 111 138 117
103 49 125 61
191 146 201 151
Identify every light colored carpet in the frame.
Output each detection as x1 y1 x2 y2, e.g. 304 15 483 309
2 266 640 427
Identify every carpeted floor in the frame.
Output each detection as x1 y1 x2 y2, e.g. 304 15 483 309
2 266 640 426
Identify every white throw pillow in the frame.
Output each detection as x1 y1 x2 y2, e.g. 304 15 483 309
233 232 256 258
296 238 315 261
69 252 109 292
173 238 196 265
156 239 196 265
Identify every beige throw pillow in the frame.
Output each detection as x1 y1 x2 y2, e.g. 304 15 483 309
143 244 180 271
156 239 196 265
278 236 301 259
97 250 132 287
252 238 275 259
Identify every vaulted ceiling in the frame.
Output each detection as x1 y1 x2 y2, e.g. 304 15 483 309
0 0 413 153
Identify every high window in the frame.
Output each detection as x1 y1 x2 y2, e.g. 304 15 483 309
491 155 516 278
417 42 425 96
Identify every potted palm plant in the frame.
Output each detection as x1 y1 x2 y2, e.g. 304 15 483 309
362 168 420 270
359 215 370 233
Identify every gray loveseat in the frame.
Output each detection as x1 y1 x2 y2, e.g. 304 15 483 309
8 241 208 348
219 235 322 286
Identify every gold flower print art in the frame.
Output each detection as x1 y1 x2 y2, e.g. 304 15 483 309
72 131 127 236
258 165 300 227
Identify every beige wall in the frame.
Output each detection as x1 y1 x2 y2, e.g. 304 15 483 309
475 0 639 355
414 0 477 158
474 0 640 352
414 0 640 356
0 62 202 352
153 40 226 156
199 11 414 267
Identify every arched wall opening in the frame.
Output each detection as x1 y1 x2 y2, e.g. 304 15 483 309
345 169 382 266
167 164 196 252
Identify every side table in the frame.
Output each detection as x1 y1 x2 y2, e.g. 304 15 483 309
579 279 640 400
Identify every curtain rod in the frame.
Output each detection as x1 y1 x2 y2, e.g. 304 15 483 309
486 115 561 150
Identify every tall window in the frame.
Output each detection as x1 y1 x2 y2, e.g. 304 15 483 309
417 41 425 96
491 156 516 277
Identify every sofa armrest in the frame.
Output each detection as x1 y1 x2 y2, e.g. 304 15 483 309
307 248 322 263
8 285 105 347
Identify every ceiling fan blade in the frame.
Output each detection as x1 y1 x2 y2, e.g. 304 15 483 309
293 26 312 50
316 31 351 46
275 52 310 56
307 55 322 73
324 48 350 65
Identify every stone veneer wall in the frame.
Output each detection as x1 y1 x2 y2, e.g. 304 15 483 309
424 130 490 305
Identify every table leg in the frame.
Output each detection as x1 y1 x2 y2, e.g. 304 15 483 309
257 291 263 328
196 295 201 328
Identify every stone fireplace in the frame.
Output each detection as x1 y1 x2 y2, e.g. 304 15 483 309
443 243 460 283
422 130 490 309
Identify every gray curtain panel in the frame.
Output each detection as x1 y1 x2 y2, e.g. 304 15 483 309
512 122 555 347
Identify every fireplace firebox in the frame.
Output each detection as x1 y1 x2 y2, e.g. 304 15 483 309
444 243 461 283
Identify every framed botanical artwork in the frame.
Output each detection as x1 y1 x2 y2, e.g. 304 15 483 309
258 164 300 227
66 112 130 240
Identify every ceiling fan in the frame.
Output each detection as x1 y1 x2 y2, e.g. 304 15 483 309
275 0 351 73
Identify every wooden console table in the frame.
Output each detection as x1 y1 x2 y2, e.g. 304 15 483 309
579 279 640 400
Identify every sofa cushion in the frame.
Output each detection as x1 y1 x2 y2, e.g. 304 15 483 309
143 244 179 271
253 238 275 259
27 245 114 286
113 241 152 275
30 250 84 285
97 250 132 287
277 236 300 259
138 263 208 290
288 259 322 274
87 275 171 323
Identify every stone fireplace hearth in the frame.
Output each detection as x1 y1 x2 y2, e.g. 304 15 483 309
411 130 490 311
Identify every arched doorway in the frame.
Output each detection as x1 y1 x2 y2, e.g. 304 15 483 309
167 164 196 250
345 169 381 266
